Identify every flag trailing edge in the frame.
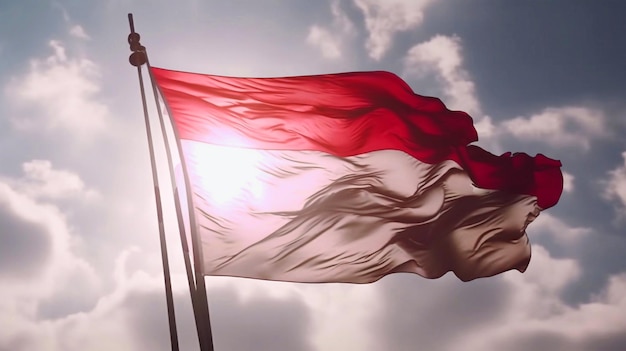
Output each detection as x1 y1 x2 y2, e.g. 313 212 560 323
151 67 563 284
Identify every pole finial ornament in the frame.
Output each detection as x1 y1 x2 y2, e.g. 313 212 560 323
127 13 147 67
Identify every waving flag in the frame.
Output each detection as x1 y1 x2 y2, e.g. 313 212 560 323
151 67 563 283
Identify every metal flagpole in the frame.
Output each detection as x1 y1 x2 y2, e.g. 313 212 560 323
127 14 215 351
127 15 179 351
146 50 213 351
143 56 196 299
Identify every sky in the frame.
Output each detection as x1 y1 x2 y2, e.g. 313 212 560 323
1 0 626 350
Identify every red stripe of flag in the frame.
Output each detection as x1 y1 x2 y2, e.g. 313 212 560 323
151 67 563 208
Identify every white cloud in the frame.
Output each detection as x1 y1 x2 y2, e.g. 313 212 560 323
403 36 607 154
69 25 90 40
370 236 626 351
354 0 435 60
14 160 99 200
52 1 90 40
0 244 320 351
307 0 354 59
303 284 379 351
502 106 606 151
5 40 109 139
0 160 102 349
474 115 495 139
452 247 626 351
404 35 481 117
530 213 591 244
196 276 379 351
0 248 166 351
402 35 608 155
0 182 100 329
496 273 626 350
563 172 575 193
501 246 580 322
307 26 342 59
603 151 626 216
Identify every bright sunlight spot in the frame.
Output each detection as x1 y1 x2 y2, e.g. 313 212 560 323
188 142 265 206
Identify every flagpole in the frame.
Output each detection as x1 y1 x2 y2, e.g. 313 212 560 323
127 14 215 351
141 42 216 351
127 15 179 351
145 51 213 351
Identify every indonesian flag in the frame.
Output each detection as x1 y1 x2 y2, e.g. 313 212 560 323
151 67 563 283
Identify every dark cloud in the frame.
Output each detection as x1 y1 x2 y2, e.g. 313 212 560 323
124 288 200 351
371 274 513 351
210 286 314 351
582 331 626 351
561 234 626 306
37 270 100 320
492 329 626 351
494 330 575 351
0 333 32 351
0 200 51 277
123 285 314 351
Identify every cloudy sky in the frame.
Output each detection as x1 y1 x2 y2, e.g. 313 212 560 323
1 0 626 350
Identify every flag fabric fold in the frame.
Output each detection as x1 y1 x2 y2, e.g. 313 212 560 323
151 67 563 283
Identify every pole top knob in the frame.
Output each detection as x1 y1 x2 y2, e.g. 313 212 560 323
129 51 148 67
127 14 147 67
